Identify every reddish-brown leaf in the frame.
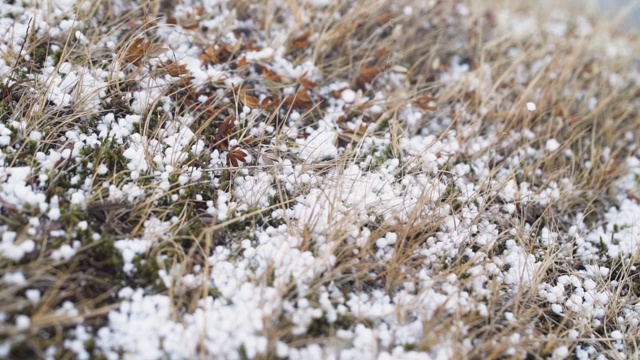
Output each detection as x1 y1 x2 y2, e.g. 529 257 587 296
375 47 390 58
211 115 236 151
163 61 189 77
259 94 280 109
330 88 347 99
199 43 234 66
227 148 248 167
289 31 311 50
237 56 248 69
219 115 235 135
180 19 200 30
355 64 380 89
199 44 218 66
239 89 261 108
283 87 314 109
124 38 148 64
299 77 317 89
415 94 437 111
262 67 282 83
242 38 262 51
124 38 167 65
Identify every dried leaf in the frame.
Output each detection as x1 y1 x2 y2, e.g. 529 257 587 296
124 38 148 64
227 148 248 167
355 64 380 89
336 125 368 147
237 56 248 68
259 94 280 109
199 43 234 66
289 31 311 50
377 14 392 26
299 77 317 89
162 61 189 77
330 88 347 99
415 94 437 111
242 38 262 51
239 89 260 108
375 47 390 58
124 38 167 65
283 87 314 109
219 115 235 135
199 44 218 66
166 16 178 25
213 115 236 151
180 19 200 30
262 67 282 83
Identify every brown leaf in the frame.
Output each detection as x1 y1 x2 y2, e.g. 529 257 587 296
262 67 282 83
375 47 390 58
289 31 311 50
355 64 380 89
259 93 280 109
124 38 148 64
330 87 347 99
377 14 392 26
162 61 189 77
239 89 260 108
242 38 262 51
124 38 167 65
212 115 236 151
180 19 200 30
237 56 248 69
336 125 368 147
199 43 234 66
415 94 437 111
283 87 314 110
219 115 235 135
227 148 248 167
199 44 218 66
299 77 317 89
166 16 178 25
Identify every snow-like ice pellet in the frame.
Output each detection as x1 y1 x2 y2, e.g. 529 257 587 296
546 139 561 152
341 89 356 103
526 102 536 111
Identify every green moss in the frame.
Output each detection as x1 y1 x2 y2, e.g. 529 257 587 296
305 311 356 338
451 199 464 212
79 234 126 282
9 342 37 359
403 343 417 352
238 344 249 360
133 103 164 135
181 173 216 201
4 205 30 232
381 144 393 159
0 100 12 121
52 49 64 66
129 256 166 293
81 139 129 179
31 44 49 68
375 116 391 132
306 316 332 338
59 206 89 232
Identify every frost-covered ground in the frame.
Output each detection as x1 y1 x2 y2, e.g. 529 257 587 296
1 0 640 359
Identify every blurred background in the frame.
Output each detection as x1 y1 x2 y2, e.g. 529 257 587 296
596 0 640 29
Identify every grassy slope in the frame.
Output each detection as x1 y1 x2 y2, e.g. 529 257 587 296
1 0 640 359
